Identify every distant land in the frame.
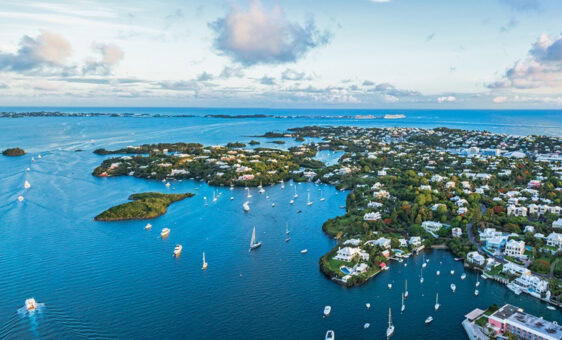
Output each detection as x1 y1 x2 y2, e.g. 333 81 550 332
94 192 194 221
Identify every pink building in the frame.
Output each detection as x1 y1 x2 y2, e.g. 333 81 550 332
487 304 561 340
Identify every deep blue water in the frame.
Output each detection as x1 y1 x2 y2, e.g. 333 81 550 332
0 109 560 339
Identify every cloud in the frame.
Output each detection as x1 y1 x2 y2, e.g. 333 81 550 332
281 68 307 81
370 0 391 2
426 33 435 41
437 96 456 103
499 0 540 11
487 34 562 90
259 75 276 85
159 80 200 91
500 18 518 32
209 0 331 65
0 31 72 72
83 43 123 75
219 65 244 78
373 82 421 97
197 72 214 81
493 96 507 103
362 80 375 86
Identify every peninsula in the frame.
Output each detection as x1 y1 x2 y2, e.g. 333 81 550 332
94 192 194 221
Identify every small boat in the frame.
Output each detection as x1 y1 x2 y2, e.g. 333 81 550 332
325 330 335 340
323 305 331 317
161 228 170 238
301 249 308 254
436 270 440 276
249 226 262 250
454 257 462 261
363 323 370 329
246 188 252 198
547 305 556 311
476 273 480 287
259 182 265 194
297 210 302 213
165 182 170 188
404 263 407 267
230 196 234 200
461 273 466 280
388 283 392 289
144 223 152 230
24 181 31 189
450 270 455 276
25 298 38 311
26 168 30 171
386 308 395 337
420 268 424 284
422 262 427 268
18 196 24 202
425 316 433 324
434 293 440 311
285 237 290 242
286 223 290 235
450 284 456 292
404 280 408 298
290 200 294 204
306 192 312 206
271 203 276 207
37 154 41 159
243 201 250 212
474 289 479 296
202 252 208 270
366 303 371 309
401 293 405 312
212 191 217 202
173 244 182 257
230 185 234 190
294 186 298 199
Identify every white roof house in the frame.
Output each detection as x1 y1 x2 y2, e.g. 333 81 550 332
553 218 562 229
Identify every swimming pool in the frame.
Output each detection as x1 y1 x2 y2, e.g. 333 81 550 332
340 266 352 275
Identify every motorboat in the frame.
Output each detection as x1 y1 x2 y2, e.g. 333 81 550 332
301 249 308 254
285 237 290 242
290 200 294 204
18 196 24 202
388 283 392 289
450 270 455 276
243 201 250 212
24 181 31 189
434 293 440 311
404 280 408 298
436 270 440 276
425 316 433 324
202 252 208 270
325 330 335 340
461 273 466 280
323 305 331 317
474 289 479 296
173 244 182 257
144 223 152 230
271 203 276 207
366 303 371 309
450 283 456 292
161 228 170 238
363 323 370 329
25 298 38 311
547 305 556 311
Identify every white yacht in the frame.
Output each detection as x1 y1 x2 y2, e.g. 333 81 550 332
290 199 294 204
425 316 433 325
212 191 217 202
286 223 290 235
476 273 480 287
230 196 234 200
249 227 261 250
161 228 170 238
300 249 308 254
401 293 405 312
202 252 208 270
434 293 440 311
246 188 252 198
173 244 182 257
388 283 392 289
144 223 152 230
323 305 331 317
422 255 427 268
420 268 424 284
547 305 556 311
243 201 250 212
450 283 456 292
461 273 466 280
320 189 325 201
404 280 408 298
24 181 31 189
325 330 335 340
18 196 24 202
363 323 370 329
165 182 170 188
474 289 479 296
386 308 395 337
366 303 371 309
25 298 38 311
436 270 440 276
271 203 276 207
450 270 455 276
294 186 298 199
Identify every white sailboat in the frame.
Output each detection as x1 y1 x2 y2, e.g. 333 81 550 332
401 293 405 312
422 254 427 268
320 189 325 201
404 280 408 298
144 223 152 230
259 181 265 194
24 180 31 189
243 201 250 212
173 244 182 257
450 283 456 292
476 273 480 287
286 222 290 235
294 186 298 199
323 305 331 317
307 192 312 206
213 191 217 202
249 226 261 250
420 268 424 284
202 252 208 270
474 289 479 296
461 273 466 280
450 270 455 276
434 293 440 311
246 187 252 198
386 308 395 337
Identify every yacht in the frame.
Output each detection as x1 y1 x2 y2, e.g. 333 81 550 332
144 223 152 230
404 263 407 267
165 182 170 188
173 244 182 257
25 298 38 311
306 192 313 206
161 228 170 238
301 249 308 254
230 196 234 200
366 303 371 309
404 280 408 298
249 227 261 250
461 273 466 280
420 268 424 284
285 237 290 242
422 255 427 268
388 283 392 289
212 191 217 202
18 196 24 202
294 186 298 199
386 308 395 337
363 323 370 329
24 181 31 189
434 293 440 311
37 154 41 159
474 289 479 296
243 201 250 212
202 252 208 270
286 223 290 235
450 270 455 276
450 283 456 292
325 330 335 340
547 306 556 311
323 305 331 317
290 199 294 204
320 189 325 201
271 203 276 207
401 293 405 312
436 270 440 276
246 188 252 198
425 316 433 325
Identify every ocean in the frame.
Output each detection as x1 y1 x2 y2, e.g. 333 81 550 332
0 108 560 339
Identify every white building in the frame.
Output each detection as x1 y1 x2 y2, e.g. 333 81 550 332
333 247 370 262
502 262 531 276
363 212 381 221
546 232 562 249
467 251 485 266
513 274 549 294
452 227 462 238
504 239 525 258
421 221 443 233
479 228 503 241
408 236 422 247
507 205 527 217
524 225 535 233
372 237 391 249
553 218 562 229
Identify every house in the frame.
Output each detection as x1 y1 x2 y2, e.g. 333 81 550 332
488 304 561 340
480 228 503 241
486 236 507 252
451 227 462 238
502 262 530 276
504 239 525 257
546 232 562 249
377 169 387 176
372 237 391 249
367 201 383 209
467 251 485 266
333 247 370 262
408 236 422 247
399 239 408 247
513 274 549 294
524 225 535 233
421 221 443 233
420 185 431 191
373 190 390 199
457 207 468 215
445 181 455 189
363 212 381 221
553 218 562 229
431 175 444 182
507 205 527 217
527 180 541 188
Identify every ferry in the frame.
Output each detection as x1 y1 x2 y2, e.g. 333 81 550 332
425 316 433 325
161 228 170 238
325 330 335 340
173 244 182 257
25 298 38 311
323 305 332 317
144 223 152 230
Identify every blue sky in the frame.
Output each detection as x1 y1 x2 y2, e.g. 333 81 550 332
0 0 561 108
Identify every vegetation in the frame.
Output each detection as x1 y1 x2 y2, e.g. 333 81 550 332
2 147 25 156
95 192 194 221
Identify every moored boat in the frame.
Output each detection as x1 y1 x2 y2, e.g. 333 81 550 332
202 252 208 270
386 308 395 337
461 273 466 280
425 316 433 324
434 293 440 311
25 298 37 311
144 223 152 230
161 228 170 238
450 283 456 292
173 244 182 257
474 289 479 296
24 180 31 189
243 201 250 212
301 249 308 254
325 330 335 340
450 270 455 276
323 305 331 317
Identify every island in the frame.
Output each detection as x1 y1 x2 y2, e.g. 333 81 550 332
94 192 194 221
2 147 25 156
91 125 562 306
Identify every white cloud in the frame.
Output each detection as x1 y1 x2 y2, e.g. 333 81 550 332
437 95 456 103
83 43 124 75
493 96 507 103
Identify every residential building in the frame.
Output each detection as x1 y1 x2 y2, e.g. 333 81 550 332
421 221 443 233
467 251 485 266
408 236 422 247
546 232 562 249
507 205 527 217
452 227 462 238
504 240 525 258
502 262 531 276
333 247 370 262
363 212 381 221
488 304 561 340
553 218 562 229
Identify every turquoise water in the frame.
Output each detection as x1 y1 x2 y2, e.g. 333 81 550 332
0 109 561 339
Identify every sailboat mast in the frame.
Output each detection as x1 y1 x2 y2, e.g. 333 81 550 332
250 227 255 246
388 308 392 326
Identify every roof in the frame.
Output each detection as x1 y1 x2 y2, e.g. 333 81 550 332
465 308 485 321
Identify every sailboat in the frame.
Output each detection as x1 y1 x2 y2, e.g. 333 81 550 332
290 199 294 204
420 268 424 284
281 180 285 190
307 192 312 206
202 252 208 270
173 244 182 257
294 186 298 199
320 189 325 201
474 289 479 296
476 273 480 287
259 181 265 194
404 280 408 298
213 191 217 202
450 283 456 292
436 270 440 276
401 293 405 312
144 223 152 230
24 180 31 189
434 293 440 311
386 308 395 337
243 201 250 212
249 226 261 250
422 254 427 268
286 223 290 235
246 187 252 198
461 273 466 280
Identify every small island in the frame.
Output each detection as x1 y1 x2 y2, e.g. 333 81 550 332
95 192 194 221
2 147 25 156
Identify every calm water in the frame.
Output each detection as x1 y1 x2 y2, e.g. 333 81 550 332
0 109 561 339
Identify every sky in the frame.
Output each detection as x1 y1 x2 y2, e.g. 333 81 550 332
0 0 561 108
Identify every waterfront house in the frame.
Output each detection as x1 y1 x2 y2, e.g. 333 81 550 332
502 262 530 276
513 274 549 295
504 239 525 258
467 251 485 266
487 236 508 253
408 237 421 247
421 221 443 233
488 304 561 340
334 247 370 262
